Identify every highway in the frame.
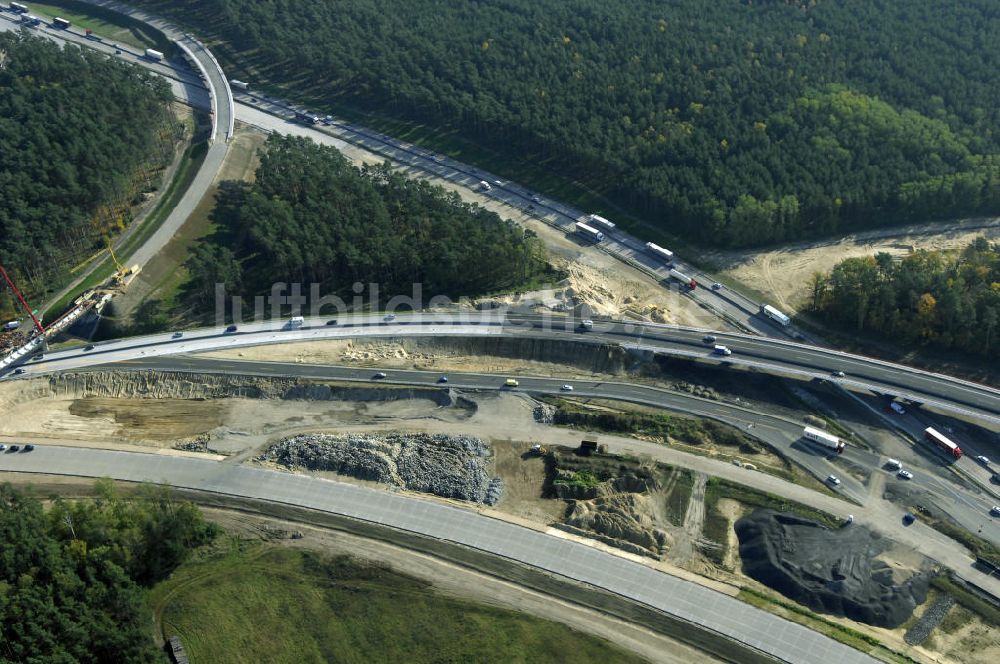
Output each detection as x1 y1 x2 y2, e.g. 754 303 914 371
0 444 875 664
8 311 1000 430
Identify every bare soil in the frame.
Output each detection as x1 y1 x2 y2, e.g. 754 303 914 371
711 218 1000 313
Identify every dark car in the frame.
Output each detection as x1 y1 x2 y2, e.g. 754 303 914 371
84 344 95 351
225 325 238 333
438 376 448 383
8 445 19 453
32 354 43 361
902 513 916 525
373 372 387 379
12 368 25 375
702 335 716 344
22 444 34 452
325 319 338 326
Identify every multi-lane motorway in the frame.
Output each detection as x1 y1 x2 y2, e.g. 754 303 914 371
9 311 1000 430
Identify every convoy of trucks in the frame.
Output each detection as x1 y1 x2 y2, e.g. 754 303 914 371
924 427 963 458
668 268 697 289
802 426 845 453
574 221 604 242
760 304 791 327
144 48 164 61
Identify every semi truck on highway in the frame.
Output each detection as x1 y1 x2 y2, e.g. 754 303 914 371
802 426 845 453
668 268 697 289
760 304 791 327
9 2 27 13
144 48 164 61
644 242 674 263
574 221 604 242
924 427 963 458
52 17 70 29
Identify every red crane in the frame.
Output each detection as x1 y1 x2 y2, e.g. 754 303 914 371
0 263 45 336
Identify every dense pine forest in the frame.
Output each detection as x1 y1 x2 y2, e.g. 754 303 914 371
133 0 1000 247
0 482 217 662
187 135 549 312
0 33 177 314
813 238 1000 360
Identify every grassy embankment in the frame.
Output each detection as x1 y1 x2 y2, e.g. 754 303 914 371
25 0 170 51
151 541 647 664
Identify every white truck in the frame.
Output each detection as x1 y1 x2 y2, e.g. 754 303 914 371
668 268 697 289
144 48 165 61
803 426 845 453
585 214 615 231
230 79 250 91
574 221 604 242
761 304 791 327
644 241 674 263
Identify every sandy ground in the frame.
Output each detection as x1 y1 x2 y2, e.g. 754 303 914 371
711 218 1000 313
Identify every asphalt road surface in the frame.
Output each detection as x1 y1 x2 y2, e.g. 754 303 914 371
10 312 1000 431
0 444 876 664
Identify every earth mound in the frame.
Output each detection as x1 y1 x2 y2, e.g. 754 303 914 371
735 509 929 627
260 432 504 504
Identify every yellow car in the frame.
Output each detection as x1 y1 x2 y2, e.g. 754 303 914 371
504 378 519 387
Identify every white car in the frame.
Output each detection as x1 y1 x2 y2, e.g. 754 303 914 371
991 506 1000 517
975 455 990 466
897 469 914 480
885 458 901 470
383 314 396 322
826 474 841 486
0 444 6 451
560 384 574 391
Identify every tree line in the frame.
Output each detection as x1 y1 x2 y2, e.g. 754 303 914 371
0 481 218 662
0 32 178 318
811 238 1000 360
133 0 1000 247
186 134 550 316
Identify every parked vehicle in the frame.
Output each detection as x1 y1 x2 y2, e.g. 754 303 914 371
898 469 914 480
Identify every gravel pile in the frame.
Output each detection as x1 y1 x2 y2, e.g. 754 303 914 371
260 433 504 504
904 594 955 645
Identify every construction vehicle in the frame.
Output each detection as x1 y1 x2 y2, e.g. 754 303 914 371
528 444 548 456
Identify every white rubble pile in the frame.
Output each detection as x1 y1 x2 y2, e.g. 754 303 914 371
259 432 504 504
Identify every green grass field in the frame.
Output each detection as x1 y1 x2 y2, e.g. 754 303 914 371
151 543 647 664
